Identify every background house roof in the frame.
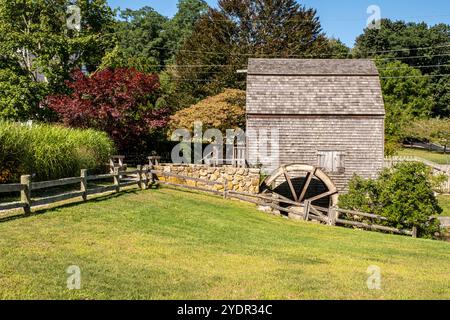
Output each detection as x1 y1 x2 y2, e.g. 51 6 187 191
246 59 385 115
247 59 379 76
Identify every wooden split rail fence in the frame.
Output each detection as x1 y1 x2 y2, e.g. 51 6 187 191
0 166 154 214
0 168 416 237
152 171 416 237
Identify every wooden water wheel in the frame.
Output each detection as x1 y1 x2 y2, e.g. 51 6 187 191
260 164 339 220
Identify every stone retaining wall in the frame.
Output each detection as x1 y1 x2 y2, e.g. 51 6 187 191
153 164 261 194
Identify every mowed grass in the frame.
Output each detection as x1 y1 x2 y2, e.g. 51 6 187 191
438 195 450 217
397 148 450 165
0 187 449 300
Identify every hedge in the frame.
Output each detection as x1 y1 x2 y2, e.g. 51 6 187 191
0 121 116 183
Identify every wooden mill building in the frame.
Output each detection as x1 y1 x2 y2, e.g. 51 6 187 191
246 59 385 193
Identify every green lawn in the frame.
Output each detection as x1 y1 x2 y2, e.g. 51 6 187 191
438 195 450 217
0 187 449 300
397 148 450 165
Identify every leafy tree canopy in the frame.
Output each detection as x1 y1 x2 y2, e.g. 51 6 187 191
354 19 450 117
105 0 208 74
168 88 246 135
377 60 435 139
0 0 116 120
46 68 168 151
171 0 333 108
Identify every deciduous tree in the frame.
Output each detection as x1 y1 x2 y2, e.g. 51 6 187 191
168 89 245 134
46 68 168 151
377 60 435 139
172 0 331 108
0 0 116 120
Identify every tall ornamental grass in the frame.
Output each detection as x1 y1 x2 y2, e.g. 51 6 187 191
0 121 116 183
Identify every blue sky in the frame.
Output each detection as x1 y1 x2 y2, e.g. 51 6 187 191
108 0 450 47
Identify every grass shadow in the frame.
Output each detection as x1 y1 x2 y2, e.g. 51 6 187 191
0 188 141 224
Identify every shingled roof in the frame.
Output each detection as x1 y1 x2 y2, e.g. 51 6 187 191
246 59 385 115
247 59 379 76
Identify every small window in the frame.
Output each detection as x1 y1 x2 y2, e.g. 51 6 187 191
317 151 345 174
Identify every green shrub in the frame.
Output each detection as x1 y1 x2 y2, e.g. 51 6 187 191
0 121 116 183
339 162 442 238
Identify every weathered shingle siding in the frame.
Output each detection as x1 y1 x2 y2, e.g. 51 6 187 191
246 116 385 192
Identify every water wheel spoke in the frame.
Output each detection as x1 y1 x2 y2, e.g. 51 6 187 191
261 164 339 217
275 192 296 204
298 169 315 202
282 167 298 202
305 190 337 203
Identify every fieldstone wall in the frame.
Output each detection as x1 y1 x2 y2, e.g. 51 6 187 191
153 164 261 194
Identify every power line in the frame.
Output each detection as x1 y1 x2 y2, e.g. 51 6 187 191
170 74 450 82
195 14 450 23
374 53 450 61
168 64 450 75
153 45 450 59
360 44 450 55
377 64 450 71
380 74 450 79
132 50 450 72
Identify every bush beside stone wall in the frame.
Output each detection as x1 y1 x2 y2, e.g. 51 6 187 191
153 164 261 194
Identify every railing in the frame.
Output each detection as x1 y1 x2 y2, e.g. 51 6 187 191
384 156 450 172
0 166 153 214
1 167 416 238
332 208 415 237
384 156 450 194
151 171 416 237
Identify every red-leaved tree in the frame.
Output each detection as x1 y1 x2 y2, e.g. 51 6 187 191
47 68 168 151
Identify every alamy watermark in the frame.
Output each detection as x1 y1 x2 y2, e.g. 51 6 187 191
367 5 382 30
66 265 81 290
366 265 381 290
171 121 279 174
66 5 81 32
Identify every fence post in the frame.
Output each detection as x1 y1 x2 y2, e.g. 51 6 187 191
148 163 157 187
223 178 228 199
137 165 142 189
114 167 120 193
328 206 337 226
145 165 152 188
412 226 418 238
304 200 311 221
20 175 31 214
80 169 88 201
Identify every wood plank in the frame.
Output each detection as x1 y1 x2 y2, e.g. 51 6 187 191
119 170 139 175
31 177 81 190
86 185 117 196
228 193 264 206
158 181 222 195
120 180 139 187
151 170 218 186
305 190 337 203
87 174 115 181
228 193 328 224
309 205 328 219
0 183 24 193
335 208 388 221
0 201 26 211
31 191 84 207
227 190 304 208
335 218 412 235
